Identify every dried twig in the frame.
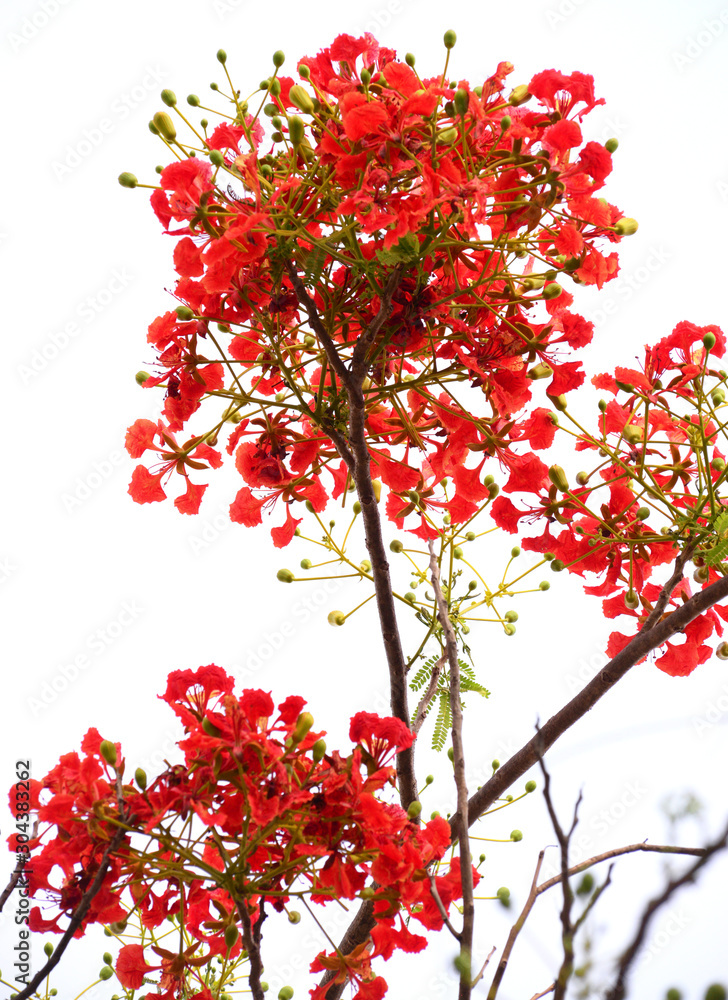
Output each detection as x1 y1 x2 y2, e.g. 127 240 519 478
412 653 446 736
604 816 728 1000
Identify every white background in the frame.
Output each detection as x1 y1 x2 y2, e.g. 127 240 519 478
2 0 728 997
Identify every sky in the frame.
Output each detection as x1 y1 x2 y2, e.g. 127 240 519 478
2 0 728 996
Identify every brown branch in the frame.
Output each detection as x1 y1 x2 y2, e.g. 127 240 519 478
349 268 403 383
428 540 474 1000
464 560 728 831
0 821 38 914
237 899 267 1000
604 816 728 1000
412 653 446 736
285 261 353 391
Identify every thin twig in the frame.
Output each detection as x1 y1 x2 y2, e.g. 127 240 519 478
427 873 462 940
428 539 474 1000
604 816 728 1000
412 654 446 735
472 945 497 989
237 898 267 1000
349 268 403 382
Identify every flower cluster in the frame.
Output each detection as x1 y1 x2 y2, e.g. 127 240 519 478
124 32 632 547
9 666 471 1000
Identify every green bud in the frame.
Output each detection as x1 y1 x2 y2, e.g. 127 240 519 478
468 580 477 590
528 362 553 380
289 84 315 115
539 580 550 590
504 610 518 623
300 559 312 570
209 150 224 167
496 886 510 903
407 800 422 819
543 282 563 300
187 94 200 106
551 559 565 572
161 89 177 107
548 464 569 493
598 398 607 412
623 424 642 444
510 829 523 841
153 111 177 141
575 471 589 486
438 127 458 144
704 987 727 1000
488 482 500 498
99 967 113 981
200 118 209 128
288 910 301 924
278 988 294 1000
276 568 294 583
615 217 638 236
99 741 117 766
448 747 455 762
404 592 417 603
525 780 536 792
272 115 283 129
704 332 717 351
312 738 327 762
665 991 682 1000
43 942 54 957
273 50 285 67
605 137 619 153
288 115 305 147
352 500 362 514
454 88 469 116
504 624 516 636
148 119 159 135
135 370 149 385
291 711 314 743
635 506 650 520
492 759 500 770
175 305 194 320
453 546 463 559
711 388 725 407
272 131 284 143
425 774 434 784
624 590 639 610
135 768 147 789
361 68 371 85
118 171 138 189
508 84 531 106
217 49 227 64
405 52 416 66
390 540 404 552
577 872 595 896
712 456 726 471
443 29 457 48
327 610 346 626
103 952 113 965
484 474 494 486
500 115 512 130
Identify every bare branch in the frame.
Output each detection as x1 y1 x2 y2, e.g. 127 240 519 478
428 540 474 1000
604 816 728 1000
349 267 403 382
464 561 728 830
285 261 353 391
237 898 267 1000
487 850 546 1000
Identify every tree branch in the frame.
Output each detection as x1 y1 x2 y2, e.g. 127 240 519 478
237 898 267 1000
464 562 728 831
604 816 728 1000
349 267 403 383
412 653 445 736
428 540 474 999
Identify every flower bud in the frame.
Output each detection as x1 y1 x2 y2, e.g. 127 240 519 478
703 332 717 351
575 471 589 486
278 988 294 1000
543 282 562 300
99 967 113 981
288 115 305 146
135 370 150 385
153 111 177 141
209 150 224 167
615 217 638 236
118 171 138 188
453 546 463 559
711 388 725 407
360 559 371 572
217 49 227 64
289 84 316 115
500 115 512 130
100 741 117 766
551 559 565 572
287 910 301 924
492 759 500 770
539 580 550 590
361 68 371 85
407 800 422 819
508 84 531 106
135 768 147 789
390 540 403 552
405 52 416 66
504 610 518 623
712 456 726 471
488 482 500 498
187 94 200 106
161 89 177 107
525 780 536 792
276 569 295 583
443 29 457 48
504 624 516 636
454 88 469 116
623 424 642 444
175 305 194 321
439 127 458 144
694 566 709 584
224 924 239 949
496 886 510 902
448 747 455 762
202 717 222 737
327 610 345 626
372 479 382 502
273 50 285 67
291 712 314 744
548 464 569 492
312 738 326 762
636 506 650 520
605 137 619 153
704 987 727 1000
528 362 553 380
510 829 523 841
624 590 639 609
44 942 54 956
